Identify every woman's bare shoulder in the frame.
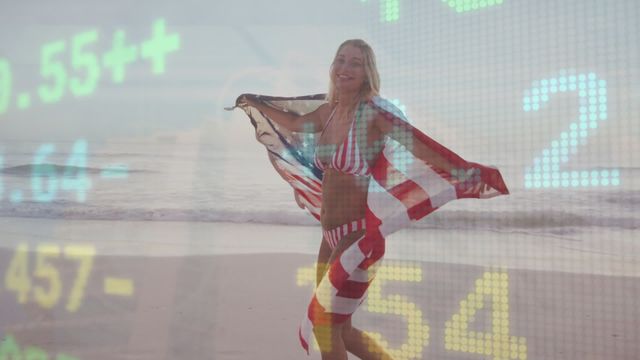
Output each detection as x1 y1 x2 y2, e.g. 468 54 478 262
297 102 333 132
317 102 333 117
313 102 334 125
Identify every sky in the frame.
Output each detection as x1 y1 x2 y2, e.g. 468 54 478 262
0 0 638 169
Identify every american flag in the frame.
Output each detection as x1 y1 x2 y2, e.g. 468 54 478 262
230 94 509 353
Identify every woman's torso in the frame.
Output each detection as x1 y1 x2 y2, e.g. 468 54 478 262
315 101 385 229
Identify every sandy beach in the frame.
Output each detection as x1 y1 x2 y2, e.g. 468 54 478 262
0 1 638 359
1 217 639 359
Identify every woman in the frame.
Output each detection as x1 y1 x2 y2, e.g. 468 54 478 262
231 39 509 360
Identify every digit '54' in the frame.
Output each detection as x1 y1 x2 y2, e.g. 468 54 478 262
297 263 528 360
297 261 429 360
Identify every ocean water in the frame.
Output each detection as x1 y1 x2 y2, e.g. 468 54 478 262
0 140 638 242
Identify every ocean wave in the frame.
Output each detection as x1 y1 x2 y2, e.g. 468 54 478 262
602 192 640 208
0 164 153 176
0 203 636 231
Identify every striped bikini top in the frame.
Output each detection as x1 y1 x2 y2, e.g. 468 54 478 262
313 105 371 177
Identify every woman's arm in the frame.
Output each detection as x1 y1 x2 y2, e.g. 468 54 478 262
241 95 329 133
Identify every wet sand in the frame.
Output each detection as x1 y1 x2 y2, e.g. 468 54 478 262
0 218 639 359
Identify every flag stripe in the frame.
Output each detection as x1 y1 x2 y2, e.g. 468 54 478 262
234 93 510 355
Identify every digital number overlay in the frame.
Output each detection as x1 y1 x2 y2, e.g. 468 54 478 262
0 335 79 360
2 244 133 313
0 243 138 359
297 262 527 360
0 18 180 116
359 0 506 23
0 140 129 203
523 70 620 188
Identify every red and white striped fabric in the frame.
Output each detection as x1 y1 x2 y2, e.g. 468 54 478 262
322 218 366 250
232 94 509 354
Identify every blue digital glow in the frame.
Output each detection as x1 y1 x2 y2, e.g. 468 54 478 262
0 140 123 204
10 190 23 203
32 143 58 202
61 139 92 202
523 70 619 188
388 98 412 175
100 164 130 179
390 99 407 117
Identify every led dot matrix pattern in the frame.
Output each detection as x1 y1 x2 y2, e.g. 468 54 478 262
360 0 400 23
451 167 483 191
389 98 407 116
443 0 505 13
360 0 505 23
445 271 527 360
297 261 429 359
0 19 179 116
385 99 413 175
365 261 429 360
381 0 400 23
1 334 79 359
523 70 619 188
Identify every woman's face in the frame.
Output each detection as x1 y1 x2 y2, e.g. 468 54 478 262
331 45 367 95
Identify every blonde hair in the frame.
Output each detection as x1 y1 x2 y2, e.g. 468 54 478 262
326 39 380 105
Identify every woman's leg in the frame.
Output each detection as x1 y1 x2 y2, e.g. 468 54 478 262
314 323 348 360
341 318 393 360
317 237 332 286
316 231 393 360
315 237 348 359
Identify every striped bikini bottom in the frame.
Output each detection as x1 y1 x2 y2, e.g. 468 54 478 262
300 217 386 354
322 218 366 250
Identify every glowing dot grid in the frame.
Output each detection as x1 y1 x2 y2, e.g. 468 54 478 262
359 0 506 23
523 70 619 188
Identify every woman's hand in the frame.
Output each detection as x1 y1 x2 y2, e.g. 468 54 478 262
238 94 259 108
237 95 250 107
